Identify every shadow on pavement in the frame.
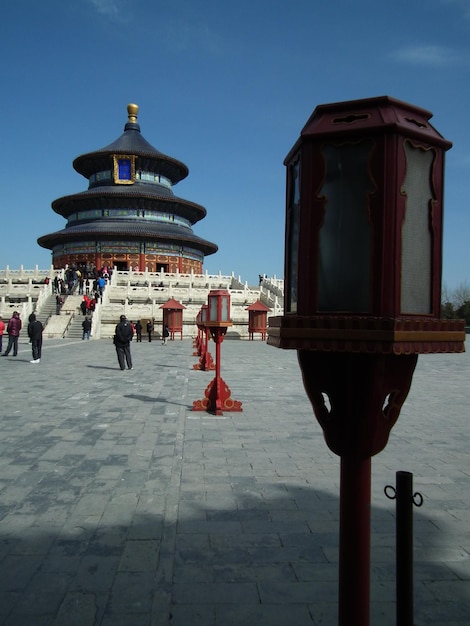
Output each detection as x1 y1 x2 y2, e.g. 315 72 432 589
0 481 468 625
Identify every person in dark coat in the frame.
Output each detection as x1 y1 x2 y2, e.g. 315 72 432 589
134 320 143 342
82 317 92 340
2 311 22 357
146 320 154 342
27 313 43 363
114 315 134 370
56 294 63 315
162 324 170 345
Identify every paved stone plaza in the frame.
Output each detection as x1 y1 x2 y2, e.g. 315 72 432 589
0 335 468 625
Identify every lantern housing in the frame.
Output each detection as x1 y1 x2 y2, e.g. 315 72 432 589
268 95 465 354
207 290 231 326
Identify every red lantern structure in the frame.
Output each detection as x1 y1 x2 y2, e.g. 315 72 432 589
267 96 465 626
193 304 214 371
193 290 242 414
193 307 204 354
160 298 186 340
246 299 271 340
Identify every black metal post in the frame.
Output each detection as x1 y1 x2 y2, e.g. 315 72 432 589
385 471 423 626
396 471 414 626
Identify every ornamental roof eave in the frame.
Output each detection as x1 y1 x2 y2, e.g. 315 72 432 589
37 221 218 257
51 187 208 224
73 145 189 183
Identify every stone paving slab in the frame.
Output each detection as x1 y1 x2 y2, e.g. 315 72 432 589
0 335 468 625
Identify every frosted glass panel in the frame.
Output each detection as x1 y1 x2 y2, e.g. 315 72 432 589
221 297 229 321
401 142 434 314
286 160 300 313
209 298 218 321
318 141 374 312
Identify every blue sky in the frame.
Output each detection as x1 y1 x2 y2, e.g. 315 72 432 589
1 0 469 289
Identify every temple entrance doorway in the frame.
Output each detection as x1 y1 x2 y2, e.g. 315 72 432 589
114 261 128 271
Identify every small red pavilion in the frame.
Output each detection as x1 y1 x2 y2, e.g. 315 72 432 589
246 300 271 340
160 298 186 340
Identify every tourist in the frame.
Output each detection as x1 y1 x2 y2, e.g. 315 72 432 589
27 313 43 364
56 294 63 315
114 315 134 370
2 311 22 357
162 324 170 345
146 319 154 342
82 317 92 340
0 315 4 354
135 320 143 342
97 275 106 298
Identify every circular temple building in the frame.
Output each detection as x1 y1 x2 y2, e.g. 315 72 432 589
38 104 218 273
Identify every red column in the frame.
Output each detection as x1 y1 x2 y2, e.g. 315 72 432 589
338 456 371 626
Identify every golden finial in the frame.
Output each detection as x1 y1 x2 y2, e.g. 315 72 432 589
127 103 139 123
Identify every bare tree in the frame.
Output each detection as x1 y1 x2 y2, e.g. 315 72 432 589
452 281 470 308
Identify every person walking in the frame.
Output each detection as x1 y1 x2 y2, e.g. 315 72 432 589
56 294 63 315
0 315 4 354
114 315 134 370
27 313 43 363
162 324 170 345
82 317 92 340
97 275 106 299
2 311 22 357
135 320 143 342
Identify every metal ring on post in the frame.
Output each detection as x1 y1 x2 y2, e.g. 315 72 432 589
384 484 424 508
384 484 396 500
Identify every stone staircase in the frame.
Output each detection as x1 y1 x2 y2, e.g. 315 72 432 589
36 293 94 339
65 313 88 339
34 295 57 328
60 295 96 340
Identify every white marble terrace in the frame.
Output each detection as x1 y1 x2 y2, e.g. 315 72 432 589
0 266 284 340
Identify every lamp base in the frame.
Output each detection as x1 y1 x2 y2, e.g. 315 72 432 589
193 350 215 371
192 376 243 415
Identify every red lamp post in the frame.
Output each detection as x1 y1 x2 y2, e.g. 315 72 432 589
193 304 215 371
193 307 204 356
193 306 205 355
193 308 203 353
267 96 465 626
193 290 242 415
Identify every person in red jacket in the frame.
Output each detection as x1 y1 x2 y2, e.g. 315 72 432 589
0 315 5 354
2 311 22 357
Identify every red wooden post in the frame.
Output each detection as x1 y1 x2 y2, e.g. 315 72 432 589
268 97 464 625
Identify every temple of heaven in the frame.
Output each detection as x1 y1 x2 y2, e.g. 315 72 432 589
38 103 218 273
